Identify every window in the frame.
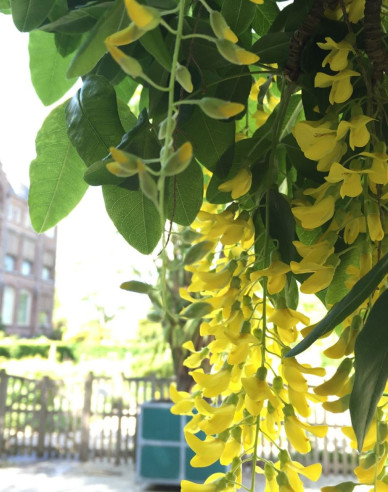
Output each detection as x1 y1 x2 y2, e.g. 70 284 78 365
7 205 21 223
44 228 56 239
17 290 31 326
39 312 49 327
2 286 15 324
43 250 55 267
21 260 32 276
7 231 19 255
4 255 15 272
42 267 51 280
22 238 35 260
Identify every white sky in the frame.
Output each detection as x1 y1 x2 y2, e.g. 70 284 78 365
0 14 152 340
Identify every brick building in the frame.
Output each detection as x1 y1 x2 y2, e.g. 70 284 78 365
0 164 56 337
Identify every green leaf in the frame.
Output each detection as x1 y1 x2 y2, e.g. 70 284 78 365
252 0 279 36
28 30 77 106
139 26 172 71
67 0 128 78
286 252 388 358
12 0 54 31
252 32 292 65
262 189 297 264
221 0 256 35
40 3 110 33
114 76 138 103
321 482 357 492
29 101 88 232
215 66 252 107
66 75 125 166
326 246 360 306
279 94 303 140
102 185 161 254
54 32 82 57
0 0 10 14
181 302 213 319
184 241 214 266
350 289 388 452
180 107 235 172
120 280 152 294
166 159 203 226
117 99 137 132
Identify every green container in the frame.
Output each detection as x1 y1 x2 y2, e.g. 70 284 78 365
136 402 227 485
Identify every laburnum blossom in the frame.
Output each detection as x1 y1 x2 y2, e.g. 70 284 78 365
218 168 252 199
250 259 291 295
337 114 373 150
292 120 337 161
268 307 310 344
325 161 369 198
190 368 232 398
189 268 233 292
292 195 336 230
361 151 388 186
347 0 366 23
314 358 353 397
315 68 360 104
276 450 322 492
283 405 328 453
290 256 337 294
181 473 234 492
317 36 355 71
195 397 236 435
185 431 226 467
125 0 160 31
354 443 388 484
169 383 196 415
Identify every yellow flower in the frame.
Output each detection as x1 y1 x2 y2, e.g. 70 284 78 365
190 369 231 398
105 23 144 46
169 383 195 415
315 69 359 104
292 120 337 161
196 399 235 435
181 473 228 492
317 141 348 172
367 212 384 242
125 0 160 31
317 37 355 71
361 152 388 185
199 97 245 120
269 308 310 344
278 450 322 492
241 376 279 407
342 420 377 451
325 162 368 197
218 168 252 199
250 260 290 295
347 0 365 23
220 435 243 465
185 432 225 467
189 268 232 292
216 39 260 65
292 195 335 229
314 358 352 396
293 237 335 264
337 115 373 150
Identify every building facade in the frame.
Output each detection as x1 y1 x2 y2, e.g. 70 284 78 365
0 165 56 337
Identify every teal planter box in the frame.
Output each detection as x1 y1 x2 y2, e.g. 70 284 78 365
136 402 227 485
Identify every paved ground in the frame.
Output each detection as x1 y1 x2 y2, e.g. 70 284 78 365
0 458 367 491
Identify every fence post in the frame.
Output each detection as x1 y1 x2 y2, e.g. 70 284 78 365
0 369 8 454
115 396 123 466
37 376 49 458
80 372 93 462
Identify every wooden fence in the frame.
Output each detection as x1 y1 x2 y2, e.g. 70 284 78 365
0 370 172 464
0 369 358 474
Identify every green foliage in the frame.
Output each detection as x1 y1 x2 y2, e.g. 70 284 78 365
287 253 388 358
29 30 77 106
11 0 53 32
29 101 88 232
350 289 388 451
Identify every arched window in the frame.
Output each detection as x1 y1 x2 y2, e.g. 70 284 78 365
17 289 31 326
2 286 15 324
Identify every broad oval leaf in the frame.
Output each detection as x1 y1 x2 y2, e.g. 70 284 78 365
181 302 213 319
166 159 203 226
286 252 388 358
350 289 388 451
29 101 88 232
66 75 125 166
180 107 235 172
221 0 256 35
120 280 152 294
102 185 161 254
67 0 128 78
12 0 54 31
29 30 77 106
139 27 172 71
252 0 279 36
252 31 292 65
40 3 110 33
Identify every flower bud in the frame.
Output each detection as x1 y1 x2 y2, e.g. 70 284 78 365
210 11 238 43
106 147 141 177
107 45 143 78
125 0 160 31
163 142 193 176
105 23 144 46
216 39 259 65
198 97 245 119
139 168 158 205
176 63 193 93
